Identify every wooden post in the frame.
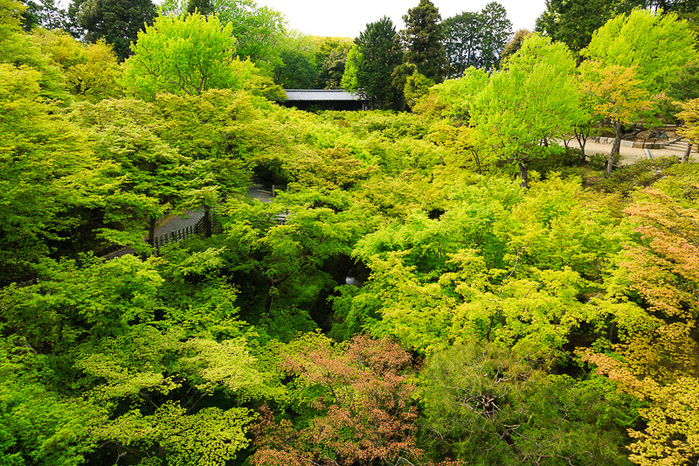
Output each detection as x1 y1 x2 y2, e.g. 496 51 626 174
683 142 693 163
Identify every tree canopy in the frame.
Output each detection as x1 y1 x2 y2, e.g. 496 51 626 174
73 0 156 61
2 5 699 466
400 0 447 82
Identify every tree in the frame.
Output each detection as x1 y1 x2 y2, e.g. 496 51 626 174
251 334 423 466
499 28 531 66
0 63 102 283
421 342 636 465
582 9 697 98
1 0 71 101
582 168 699 465
20 0 69 31
315 37 352 89
340 43 361 90
677 98 699 162
355 16 403 109
64 39 123 101
0 255 261 464
472 34 583 188
73 0 156 61
477 2 512 71
442 3 512 75
30 29 123 101
535 0 627 55
401 0 447 82
442 11 481 77
71 98 190 250
580 62 651 175
272 35 317 89
581 8 696 173
403 70 434 109
160 0 287 74
122 12 282 101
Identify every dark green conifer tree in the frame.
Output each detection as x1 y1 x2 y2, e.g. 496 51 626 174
400 0 447 82
71 0 156 61
356 16 403 109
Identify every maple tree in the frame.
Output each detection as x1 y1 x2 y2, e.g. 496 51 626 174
471 34 583 188
583 168 699 465
251 334 423 466
580 62 651 175
677 98 699 163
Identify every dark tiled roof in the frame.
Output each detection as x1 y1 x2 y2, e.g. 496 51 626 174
284 89 364 101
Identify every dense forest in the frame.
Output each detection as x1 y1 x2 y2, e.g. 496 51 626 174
1 0 699 464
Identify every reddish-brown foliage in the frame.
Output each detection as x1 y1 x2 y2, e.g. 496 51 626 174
251 335 423 466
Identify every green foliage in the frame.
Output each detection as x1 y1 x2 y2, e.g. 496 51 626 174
123 12 282 101
21 0 69 31
160 0 287 74
0 338 102 465
71 97 190 249
340 43 360 91
592 157 682 196
400 0 447 82
341 175 625 355
421 342 637 465
403 70 434 109
472 34 584 187
535 0 628 54
499 28 532 67
414 67 489 121
2 8 698 463
355 16 403 109
582 9 697 97
0 254 262 464
443 2 512 75
0 63 102 282
272 35 317 89
314 37 351 89
76 0 156 61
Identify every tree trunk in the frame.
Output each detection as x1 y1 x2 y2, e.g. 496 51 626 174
574 127 588 161
683 142 693 163
203 205 212 238
148 216 157 247
518 161 528 189
609 120 622 176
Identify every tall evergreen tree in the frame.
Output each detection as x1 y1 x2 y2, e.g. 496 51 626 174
535 0 628 54
186 0 213 15
478 2 512 70
401 0 447 82
443 2 512 76
355 16 403 109
20 0 68 31
72 0 156 61
442 11 481 77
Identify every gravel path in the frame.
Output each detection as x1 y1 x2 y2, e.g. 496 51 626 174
569 140 698 164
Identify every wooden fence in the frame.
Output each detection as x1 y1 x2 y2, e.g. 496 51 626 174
152 215 223 255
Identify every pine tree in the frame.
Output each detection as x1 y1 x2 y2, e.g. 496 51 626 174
401 0 447 82
355 16 403 109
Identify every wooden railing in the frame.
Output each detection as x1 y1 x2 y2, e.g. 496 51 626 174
152 215 223 255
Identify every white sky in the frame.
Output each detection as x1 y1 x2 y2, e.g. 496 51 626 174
258 0 547 38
